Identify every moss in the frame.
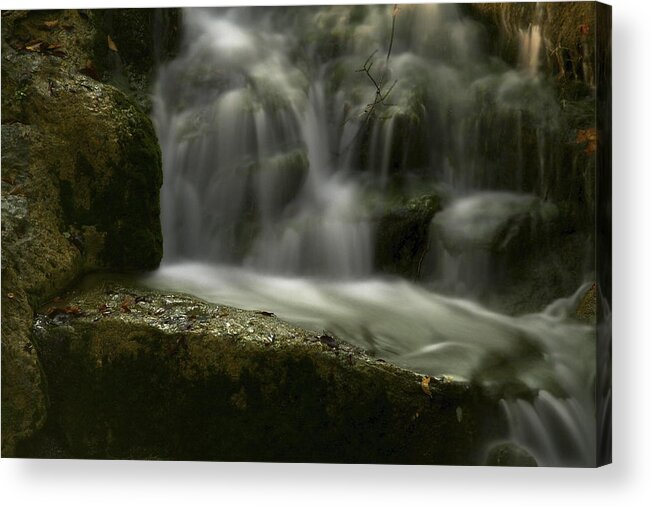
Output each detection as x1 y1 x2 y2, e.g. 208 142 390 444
1 8 166 452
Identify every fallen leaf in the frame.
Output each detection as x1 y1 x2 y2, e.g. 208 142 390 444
7 292 15 299
576 128 598 155
421 376 432 397
24 40 45 52
98 303 112 316
47 305 83 318
120 298 133 313
107 35 118 52
578 23 590 35
43 20 59 30
47 42 63 50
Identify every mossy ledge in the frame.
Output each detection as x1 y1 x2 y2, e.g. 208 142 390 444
2 9 177 454
19 281 505 464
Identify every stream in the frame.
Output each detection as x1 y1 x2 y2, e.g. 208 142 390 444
146 5 596 467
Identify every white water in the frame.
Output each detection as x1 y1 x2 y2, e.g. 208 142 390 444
149 5 596 466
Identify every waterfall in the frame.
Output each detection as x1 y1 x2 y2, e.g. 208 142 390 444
149 5 596 466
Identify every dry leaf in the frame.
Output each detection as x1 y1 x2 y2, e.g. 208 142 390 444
24 40 45 52
578 23 590 35
576 128 598 155
98 303 112 316
120 298 133 313
47 305 83 318
7 292 15 299
47 42 63 50
43 20 59 30
421 375 432 397
107 35 118 52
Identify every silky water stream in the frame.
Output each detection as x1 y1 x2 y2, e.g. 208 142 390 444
146 5 597 466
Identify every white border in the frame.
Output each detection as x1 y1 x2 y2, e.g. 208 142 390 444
1 1 650 505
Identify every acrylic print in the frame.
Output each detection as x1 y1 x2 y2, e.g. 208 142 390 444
1 3 611 467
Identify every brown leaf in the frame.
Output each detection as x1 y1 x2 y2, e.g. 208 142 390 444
421 376 432 397
43 20 59 30
120 298 134 313
7 292 15 299
576 128 598 155
107 35 118 52
578 23 590 35
47 305 83 318
47 42 63 50
24 40 45 52
98 303 112 316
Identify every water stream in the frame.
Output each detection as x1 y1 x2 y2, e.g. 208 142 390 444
147 5 596 466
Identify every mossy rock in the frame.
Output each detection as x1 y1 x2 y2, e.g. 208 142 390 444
21 281 504 463
485 442 538 467
374 193 442 279
1 9 165 454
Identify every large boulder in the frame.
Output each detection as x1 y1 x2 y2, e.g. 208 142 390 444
20 281 504 463
1 10 168 454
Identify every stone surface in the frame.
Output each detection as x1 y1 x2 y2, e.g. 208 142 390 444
373 193 442 279
485 442 538 467
20 280 504 463
1 9 166 454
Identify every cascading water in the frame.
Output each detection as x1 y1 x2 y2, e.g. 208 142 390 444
148 5 596 466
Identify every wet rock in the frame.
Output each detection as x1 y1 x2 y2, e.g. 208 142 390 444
433 192 558 255
374 193 442 279
485 442 538 467
1 10 165 454
21 282 504 463
466 3 596 86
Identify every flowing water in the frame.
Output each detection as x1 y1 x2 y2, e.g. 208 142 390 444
148 5 596 466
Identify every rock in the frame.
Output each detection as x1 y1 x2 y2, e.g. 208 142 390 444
1 10 165 454
373 193 442 279
466 3 596 87
433 192 558 255
20 281 504 463
91 8 182 111
249 149 309 216
485 442 538 467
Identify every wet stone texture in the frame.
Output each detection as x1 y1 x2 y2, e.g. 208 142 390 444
1 9 171 454
22 281 505 464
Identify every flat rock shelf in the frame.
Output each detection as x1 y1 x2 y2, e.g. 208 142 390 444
21 279 505 464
